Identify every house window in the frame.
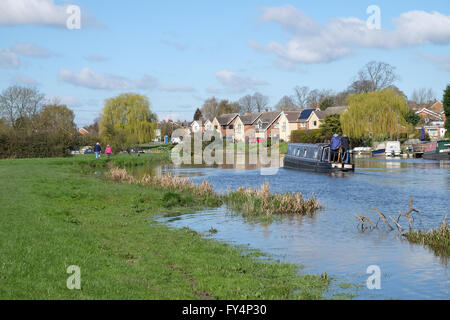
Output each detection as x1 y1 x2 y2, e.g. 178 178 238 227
282 122 287 132
237 124 242 133
274 123 279 129
313 121 317 126
214 125 218 130
229 125 234 130
301 123 306 128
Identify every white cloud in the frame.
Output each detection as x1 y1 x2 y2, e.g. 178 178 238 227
252 5 450 64
11 43 52 58
0 0 103 28
214 70 267 94
59 67 196 93
59 67 134 90
0 49 20 68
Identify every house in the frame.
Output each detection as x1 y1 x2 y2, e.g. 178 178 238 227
254 111 282 140
277 111 302 142
79 127 89 135
417 121 447 140
415 101 444 123
190 119 204 134
298 109 320 130
214 113 240 141
239 112 262 141
298 106 348 131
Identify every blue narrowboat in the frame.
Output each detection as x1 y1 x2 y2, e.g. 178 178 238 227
284 143 355 173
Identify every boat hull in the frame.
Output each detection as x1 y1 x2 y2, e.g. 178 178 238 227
372 149 386 157
423 152 450 160
283 156 355 173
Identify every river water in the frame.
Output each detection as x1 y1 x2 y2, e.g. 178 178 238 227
133 158 450 300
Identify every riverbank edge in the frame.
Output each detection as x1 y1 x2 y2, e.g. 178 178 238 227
0 154 330 300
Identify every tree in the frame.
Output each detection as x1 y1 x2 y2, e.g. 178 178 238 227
193 108 203 121
293 86 309 109
404 109 421 126
100 93 157 148
238 95 255 114
38 104 78 149
356 61 398 92
306 89 333 108
341 89 411 140
319 114 342 140
443 85 450 138
201 97 219 119
253 92 269 112
275 96 297 111
0 85 45 129
410 88 436 105
217 100 240 116
348 80 372 94
320 98 334 111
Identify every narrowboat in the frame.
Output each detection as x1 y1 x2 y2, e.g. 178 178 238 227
284 143 355 173
423 140 450 160
371 148 386 157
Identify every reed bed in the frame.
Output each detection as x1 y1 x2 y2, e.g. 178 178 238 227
223 183 321 218
109 167 216 198
403 217 450 258
108 167 321 218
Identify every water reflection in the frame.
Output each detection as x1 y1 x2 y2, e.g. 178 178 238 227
142 158 450 299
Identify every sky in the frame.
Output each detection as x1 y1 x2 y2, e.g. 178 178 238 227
0 0 449 127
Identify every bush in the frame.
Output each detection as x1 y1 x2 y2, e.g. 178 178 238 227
290 130 323 143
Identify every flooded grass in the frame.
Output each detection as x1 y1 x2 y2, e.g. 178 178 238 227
403 217 450 259
109 167 321 218
223 183 321 218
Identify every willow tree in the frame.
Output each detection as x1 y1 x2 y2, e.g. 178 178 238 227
340 89 411 140
100 93 157 148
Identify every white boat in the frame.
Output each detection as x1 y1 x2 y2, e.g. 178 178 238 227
385 141 401 157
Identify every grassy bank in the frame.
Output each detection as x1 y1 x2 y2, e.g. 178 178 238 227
403 219 450 259
0 155 329 299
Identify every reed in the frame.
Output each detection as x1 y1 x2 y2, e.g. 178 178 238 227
223 183 321 218
108 167 321 218
403 217 450 258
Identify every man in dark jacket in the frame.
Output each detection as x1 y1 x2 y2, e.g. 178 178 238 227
341 135 350 163
330 134 342 162
94 142 102 159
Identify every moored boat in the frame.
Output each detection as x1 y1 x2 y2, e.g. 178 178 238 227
284 143 355 173
423 140 450 160
385 141 401 157
371 149 386 157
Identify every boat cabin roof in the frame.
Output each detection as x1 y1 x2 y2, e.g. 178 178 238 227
287 143 328 159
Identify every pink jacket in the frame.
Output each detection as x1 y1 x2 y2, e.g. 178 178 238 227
105 146 112 154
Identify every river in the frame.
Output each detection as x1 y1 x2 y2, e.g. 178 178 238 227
131 157 450 300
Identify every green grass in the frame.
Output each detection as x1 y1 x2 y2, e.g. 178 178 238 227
403 221 450 259
0 155 329 299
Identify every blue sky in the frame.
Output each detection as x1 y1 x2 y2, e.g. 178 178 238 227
0 0 449 127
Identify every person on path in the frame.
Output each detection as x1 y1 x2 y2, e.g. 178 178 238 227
94 142 102 159
105 145 112 158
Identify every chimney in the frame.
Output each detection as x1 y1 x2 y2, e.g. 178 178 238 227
265 108 269 113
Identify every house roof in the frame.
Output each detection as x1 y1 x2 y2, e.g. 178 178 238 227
428 101 443 114
298 109 315 120
240 112 262 125
416 108 443 120
216 113 239 126
256 111 282 131
283 111 302 123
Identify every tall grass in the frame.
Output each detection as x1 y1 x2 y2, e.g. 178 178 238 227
108 167 321 218
223 183 321 218
404 218 450 258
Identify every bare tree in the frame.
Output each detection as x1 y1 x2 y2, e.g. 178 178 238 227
348 80 373 94
357 61 399 92
200 97 219 120
275 96 297 111
0 85 45 128
306 89 334 108
410 88 436 105
239 95 256 114
293 86 310 109
252 92 269 112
